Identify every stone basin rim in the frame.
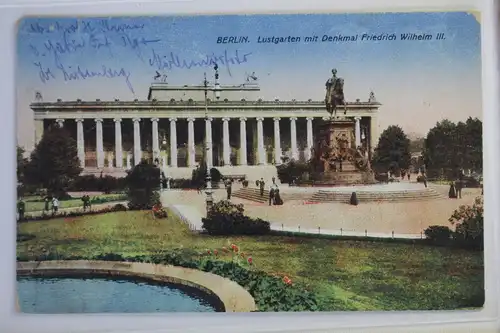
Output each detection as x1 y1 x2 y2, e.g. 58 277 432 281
17 260 256 313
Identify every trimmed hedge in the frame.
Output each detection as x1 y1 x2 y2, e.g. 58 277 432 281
18 203 128 222
16 250 321 312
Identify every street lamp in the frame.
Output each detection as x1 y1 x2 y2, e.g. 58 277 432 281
203 66 217 214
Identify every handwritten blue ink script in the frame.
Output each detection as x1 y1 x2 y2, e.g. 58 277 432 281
22 18 253 93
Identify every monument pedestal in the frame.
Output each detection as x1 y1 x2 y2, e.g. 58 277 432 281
311 117 375 186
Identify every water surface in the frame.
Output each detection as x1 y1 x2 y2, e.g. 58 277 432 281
17 276 218 313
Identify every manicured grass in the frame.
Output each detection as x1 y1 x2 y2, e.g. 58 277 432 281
17 211 484 311
23 194 126 212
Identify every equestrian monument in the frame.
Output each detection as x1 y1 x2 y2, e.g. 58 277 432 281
309 69 376 185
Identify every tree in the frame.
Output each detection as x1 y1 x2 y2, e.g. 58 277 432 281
17 146 30 197
126 160 161 210
422 118 482 179
16 146 28 185
371 125 411 175
25 125 82 196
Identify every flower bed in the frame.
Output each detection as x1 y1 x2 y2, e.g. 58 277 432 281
17 244 320 312
18 204 128 222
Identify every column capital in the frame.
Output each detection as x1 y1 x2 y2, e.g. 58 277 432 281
151 118 159 122
169 117 177 122
94 118 103 123
113 118 122 123
322 116 330 121
222 117 231 122
354 116 362 121
75 118 84 123
187 117 196 122
306 117 314 121
239 117 247 122
256 117 264 122
205 117 213 122
132 117 141 123
273 117 281 121
290 117 298 121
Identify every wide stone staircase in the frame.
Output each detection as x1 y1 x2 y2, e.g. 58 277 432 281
309 188 446 203
233 186 447 204
232 187 311 203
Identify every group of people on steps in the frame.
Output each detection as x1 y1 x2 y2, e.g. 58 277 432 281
256 177 283 206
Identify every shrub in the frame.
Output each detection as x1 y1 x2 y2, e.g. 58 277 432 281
192 162 222 186
276 160 310 184
449 196 484 250
170 178 196 189
202 200 271 235
126 161 161 210
424 225 453 245
111 203 128 212
242 180 249 188
68 175 127 193
152 203 168 219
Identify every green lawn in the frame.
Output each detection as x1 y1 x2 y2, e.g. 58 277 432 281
17 210 484 311
23 194 126 212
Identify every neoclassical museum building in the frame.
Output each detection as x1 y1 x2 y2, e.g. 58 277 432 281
30 80 382 180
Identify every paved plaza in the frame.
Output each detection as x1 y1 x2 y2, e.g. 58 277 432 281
161 182 481 237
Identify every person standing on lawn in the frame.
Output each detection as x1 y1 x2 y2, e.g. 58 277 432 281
17 199 25 220
51 197 59 215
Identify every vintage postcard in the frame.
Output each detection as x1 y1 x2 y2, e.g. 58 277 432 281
15 12 483 313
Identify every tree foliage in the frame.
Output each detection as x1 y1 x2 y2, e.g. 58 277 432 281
25 125 82 196
423 118 482 179
191 161 222 187
17 146 29 184
126 160 161 210
276 160 311 184
371 125 411 174
449 196 483 250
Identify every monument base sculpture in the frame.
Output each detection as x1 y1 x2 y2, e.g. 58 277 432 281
310 117 376 186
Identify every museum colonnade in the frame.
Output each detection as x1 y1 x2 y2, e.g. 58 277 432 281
47 115 367 169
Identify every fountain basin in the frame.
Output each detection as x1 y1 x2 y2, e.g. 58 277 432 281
17 260 256 313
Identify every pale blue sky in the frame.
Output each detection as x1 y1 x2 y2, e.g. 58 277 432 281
16 12 481 150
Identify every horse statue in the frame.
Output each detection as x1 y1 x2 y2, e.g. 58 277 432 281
325 69 347 117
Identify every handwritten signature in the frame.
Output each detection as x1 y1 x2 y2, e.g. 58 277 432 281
34 61 134 93
27 20 145 35
30 30 161 66
148 49 252 77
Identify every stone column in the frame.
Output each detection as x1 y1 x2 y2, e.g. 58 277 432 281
222 117 231 166
151 118 159 159
113 118 123 168
256 117 266 165
34 119 44 146
133 118 142 165
95 118 104 168
107 152 114 168
76 119 85 168
169 118 178 167
370 115 379 151
290 117 299 161
306 117 314 161
55 119 65 128
273 117 282 165
239 117 247 166
187 117 196 167
205 117 213 168
126 153 131 170
354 116 361 148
